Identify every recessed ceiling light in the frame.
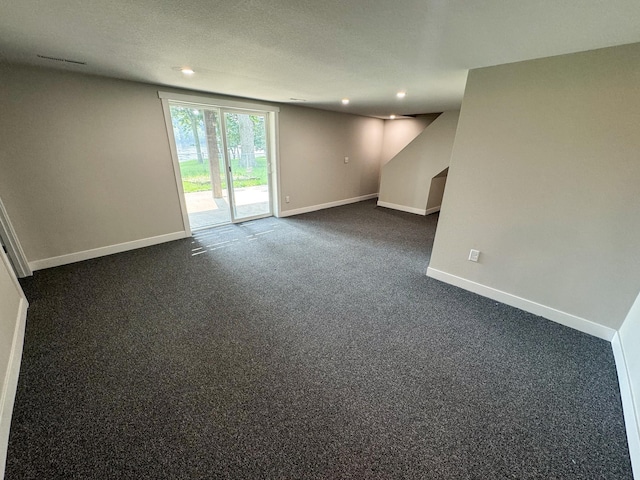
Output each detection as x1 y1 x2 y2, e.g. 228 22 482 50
390 115 396 120
181 68 195 75
396 91 406 99
341 98 350 105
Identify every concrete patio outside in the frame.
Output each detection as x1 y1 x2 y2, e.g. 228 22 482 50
184 185 271 230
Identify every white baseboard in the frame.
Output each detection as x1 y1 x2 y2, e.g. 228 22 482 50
29 231 189 271
612 333 640 479
279 194 378 218
425 206 441 215
377 201 426 216
426 267 616 341
0 297 28 480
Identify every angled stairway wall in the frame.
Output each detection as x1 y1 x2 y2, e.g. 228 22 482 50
377 111 460 215
380 114 440 166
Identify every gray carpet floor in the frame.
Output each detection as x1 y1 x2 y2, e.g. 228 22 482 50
8 200 632 479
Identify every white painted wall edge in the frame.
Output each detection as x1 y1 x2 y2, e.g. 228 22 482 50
376 201 426 216
612 333 640 479
426 267 616 341
29 231 188 271
279 194 378 218
0 297 28 480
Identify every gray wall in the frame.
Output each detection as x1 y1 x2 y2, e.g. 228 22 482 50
278 105 383 212
429 42 640 331
380 114 439 166
426 170 448 211
0 65 184 262
0 64 384 264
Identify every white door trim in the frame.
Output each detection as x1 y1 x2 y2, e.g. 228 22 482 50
611 332 640 479
158 91 279 113
0 244 28 479
0 197 31 277
160 98 193 236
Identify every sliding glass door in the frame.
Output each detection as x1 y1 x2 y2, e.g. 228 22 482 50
222 111 271 221
167 103 273 230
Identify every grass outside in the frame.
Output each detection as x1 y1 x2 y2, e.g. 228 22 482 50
180 156 268 193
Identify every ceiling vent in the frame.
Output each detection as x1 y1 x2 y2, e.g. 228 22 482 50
37 54 86 65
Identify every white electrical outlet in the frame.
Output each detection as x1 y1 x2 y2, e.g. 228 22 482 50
344 156 349 164
285 195 290 203
468 249 480 262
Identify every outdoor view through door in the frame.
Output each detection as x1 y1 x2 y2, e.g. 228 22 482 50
168 103 272 230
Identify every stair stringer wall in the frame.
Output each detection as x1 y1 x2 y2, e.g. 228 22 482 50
377 110 460 215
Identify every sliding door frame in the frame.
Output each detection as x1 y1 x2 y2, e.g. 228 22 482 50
158 91 280 234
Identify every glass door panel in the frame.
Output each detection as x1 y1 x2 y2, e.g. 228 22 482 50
169 104 230 229
223 112 271 221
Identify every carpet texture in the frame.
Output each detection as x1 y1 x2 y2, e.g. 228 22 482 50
7 200 632 479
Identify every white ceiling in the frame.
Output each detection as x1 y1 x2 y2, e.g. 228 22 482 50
1 0 640 117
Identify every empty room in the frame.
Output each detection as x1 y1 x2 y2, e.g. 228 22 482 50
1 1 640 478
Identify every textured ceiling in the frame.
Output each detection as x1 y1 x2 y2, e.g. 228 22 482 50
1 0 640 117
